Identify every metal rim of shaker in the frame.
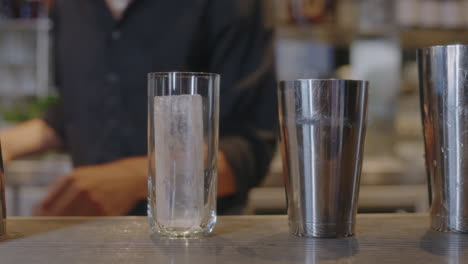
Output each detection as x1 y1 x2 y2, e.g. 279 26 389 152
279 79 369 89
417 44 468 53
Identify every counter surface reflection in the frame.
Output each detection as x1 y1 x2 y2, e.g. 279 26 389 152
0 214 466 263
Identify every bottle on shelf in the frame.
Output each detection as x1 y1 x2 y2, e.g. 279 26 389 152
463 0 468 28
11 0 46 19
439 0 463 29
273 0 291 25
289 0 336 24
356 0 396 34
419 0 440 28
336 0 358 30
0 0 14 19
396 0 420 29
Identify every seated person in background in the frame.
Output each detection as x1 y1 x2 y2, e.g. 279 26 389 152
0 0 277 216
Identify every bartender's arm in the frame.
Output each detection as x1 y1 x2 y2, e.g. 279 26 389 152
1 0 274 216
34 0 278 216
0 119 63 163
204 0 278 201
0 118 236 216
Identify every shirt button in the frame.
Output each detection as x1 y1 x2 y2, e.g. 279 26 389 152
107 73 119 83
111 30 121 40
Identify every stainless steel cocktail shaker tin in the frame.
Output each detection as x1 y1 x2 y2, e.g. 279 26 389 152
419 44 468 233
279 79 368 238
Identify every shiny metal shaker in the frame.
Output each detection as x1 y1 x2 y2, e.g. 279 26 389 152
419 44 468 233
0 141 5 235
279 79 368 238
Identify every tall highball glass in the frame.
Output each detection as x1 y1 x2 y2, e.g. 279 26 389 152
148 72 219 238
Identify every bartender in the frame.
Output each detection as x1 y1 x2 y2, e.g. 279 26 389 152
0 0 277 216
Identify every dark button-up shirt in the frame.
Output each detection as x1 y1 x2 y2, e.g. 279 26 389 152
44 0 278 214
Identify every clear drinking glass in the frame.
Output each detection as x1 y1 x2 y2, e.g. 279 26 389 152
148 72 220 238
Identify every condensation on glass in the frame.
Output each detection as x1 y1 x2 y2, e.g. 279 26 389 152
148 72 219 238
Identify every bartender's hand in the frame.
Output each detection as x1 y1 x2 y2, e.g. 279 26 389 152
34 157 147 216
1 119 63 164
33 152 237 216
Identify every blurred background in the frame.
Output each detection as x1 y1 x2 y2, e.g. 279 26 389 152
1 0 468 216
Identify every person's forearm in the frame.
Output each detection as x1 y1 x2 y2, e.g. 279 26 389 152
218 151 237 197
0 119 63 163
122 151 237 201
115 156 148 200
